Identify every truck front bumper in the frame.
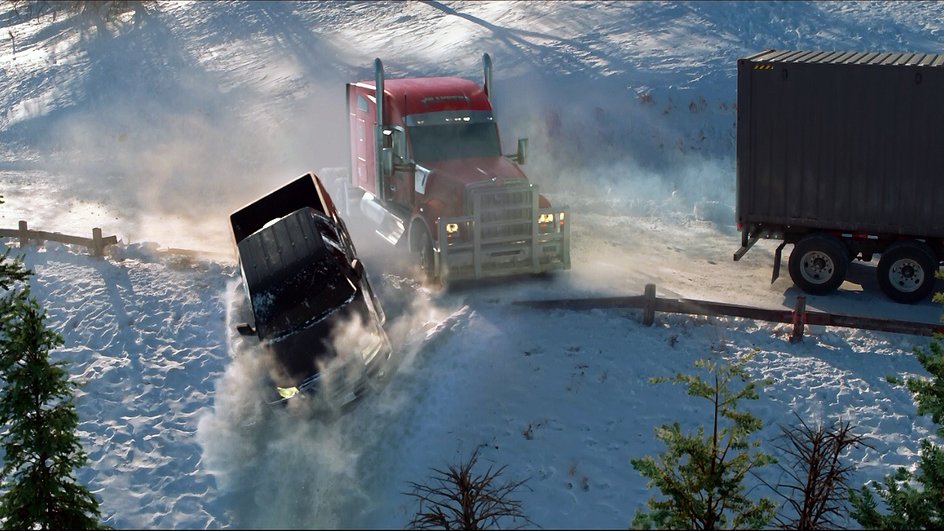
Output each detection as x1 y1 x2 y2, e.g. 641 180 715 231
436 207 571 281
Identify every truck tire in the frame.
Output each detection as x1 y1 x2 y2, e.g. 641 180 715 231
788 234 849 295
877 241 938 304
412 227 437 284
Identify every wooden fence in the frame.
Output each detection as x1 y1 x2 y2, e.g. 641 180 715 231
513 283 944 341
0 220 118 257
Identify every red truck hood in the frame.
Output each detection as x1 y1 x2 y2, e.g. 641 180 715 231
420 156 527 185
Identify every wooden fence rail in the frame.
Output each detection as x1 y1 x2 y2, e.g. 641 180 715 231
513 283 944 341
0 220 118 257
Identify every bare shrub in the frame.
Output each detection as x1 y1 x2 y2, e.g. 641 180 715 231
405 447 532 530
769 414 870 530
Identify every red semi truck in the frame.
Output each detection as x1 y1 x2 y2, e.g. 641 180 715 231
338 54 571 283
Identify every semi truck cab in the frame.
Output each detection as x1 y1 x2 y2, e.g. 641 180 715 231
343 54 571 283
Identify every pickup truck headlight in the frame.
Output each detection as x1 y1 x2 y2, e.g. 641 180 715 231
277 386 299 399
538 213 554 224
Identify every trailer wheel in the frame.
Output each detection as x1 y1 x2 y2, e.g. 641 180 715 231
877 241 938 304
788 234 849 295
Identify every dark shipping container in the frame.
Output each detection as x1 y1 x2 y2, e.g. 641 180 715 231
734 50 944 303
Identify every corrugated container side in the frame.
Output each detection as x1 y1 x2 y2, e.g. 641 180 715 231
736 52 944 238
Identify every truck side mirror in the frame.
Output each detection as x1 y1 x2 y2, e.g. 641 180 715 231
516 138 528 165
381 147 394 177
236 322 256 336
392 127 407 162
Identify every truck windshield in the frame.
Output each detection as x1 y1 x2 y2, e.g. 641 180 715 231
410 122 501 162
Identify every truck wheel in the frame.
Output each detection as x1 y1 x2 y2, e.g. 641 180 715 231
788 234 849 295
413 228 437 284
877 241 938 304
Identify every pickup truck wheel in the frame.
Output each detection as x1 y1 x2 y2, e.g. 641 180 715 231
877 241 938 304
788 234 849 295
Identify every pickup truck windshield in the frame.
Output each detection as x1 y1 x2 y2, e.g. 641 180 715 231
410 122 501 162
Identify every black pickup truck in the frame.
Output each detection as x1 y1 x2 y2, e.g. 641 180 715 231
230 172 392 411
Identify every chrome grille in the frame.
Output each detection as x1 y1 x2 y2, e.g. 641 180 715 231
468 181 534 240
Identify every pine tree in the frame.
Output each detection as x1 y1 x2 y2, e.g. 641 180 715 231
0 197 28 290
849 325 944 529
631 353 777 530
0 196 104 530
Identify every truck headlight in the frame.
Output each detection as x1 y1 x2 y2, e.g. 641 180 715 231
538 213 555 233
559 212 565 227
445 222 463 243
277 386 299 399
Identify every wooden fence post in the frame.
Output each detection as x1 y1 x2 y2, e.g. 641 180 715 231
92 227 104 257
643 283 656 326
790 295 807 343
18 220 28 248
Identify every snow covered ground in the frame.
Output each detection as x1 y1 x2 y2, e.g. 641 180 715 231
2 1 943 528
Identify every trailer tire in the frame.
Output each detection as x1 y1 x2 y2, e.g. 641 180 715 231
877 241 938 304
788 234 849 295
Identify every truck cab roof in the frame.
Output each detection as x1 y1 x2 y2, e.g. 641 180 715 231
352 76 492 115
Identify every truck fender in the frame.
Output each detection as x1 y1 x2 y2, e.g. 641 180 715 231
409 200 446 252
408 209 443 283
408 217 432 254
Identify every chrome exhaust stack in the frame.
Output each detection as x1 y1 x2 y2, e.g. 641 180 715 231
374 58 384 197
483 53 492 102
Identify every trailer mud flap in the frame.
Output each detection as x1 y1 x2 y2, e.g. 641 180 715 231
771 241 787 284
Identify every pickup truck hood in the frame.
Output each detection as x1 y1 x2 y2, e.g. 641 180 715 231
262 291 372 388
